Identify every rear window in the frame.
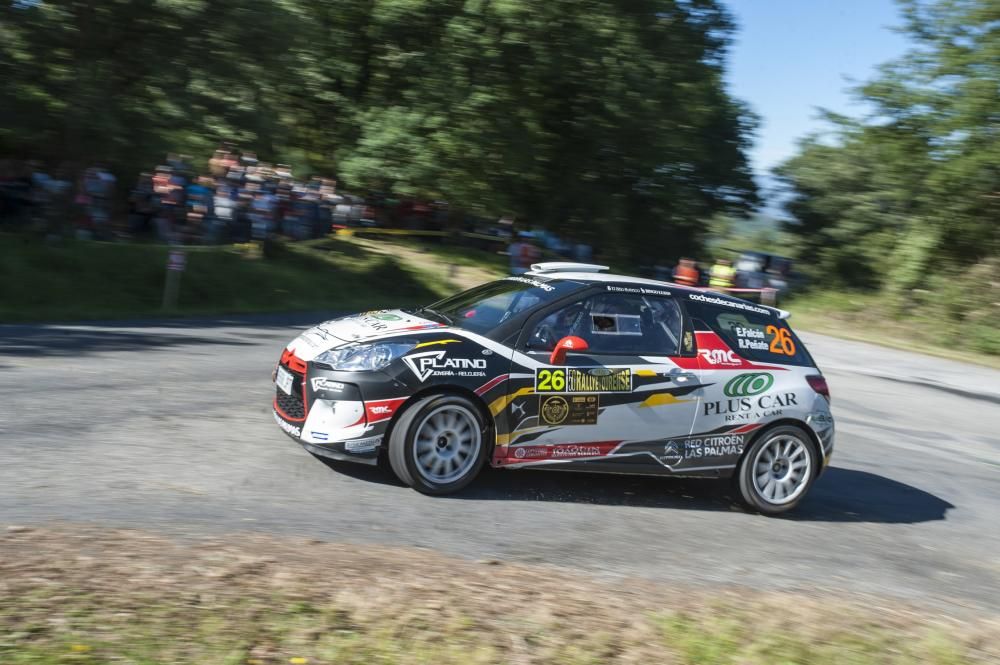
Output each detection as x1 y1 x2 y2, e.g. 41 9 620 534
685 296 813 367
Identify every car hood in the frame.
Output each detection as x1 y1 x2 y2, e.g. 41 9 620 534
286 309 445 361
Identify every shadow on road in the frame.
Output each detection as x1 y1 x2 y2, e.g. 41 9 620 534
0 326 258 358
794 466 955 523
0 313 340 359
319 459 953 524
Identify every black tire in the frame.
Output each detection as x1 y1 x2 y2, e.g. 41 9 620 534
388 393 490 495
736 424 818 515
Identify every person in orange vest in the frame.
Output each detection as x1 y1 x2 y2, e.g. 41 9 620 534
673 258 699 286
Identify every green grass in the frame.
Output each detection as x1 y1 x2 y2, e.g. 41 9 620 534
1 571 988 665
3 528 997 665
0 234 446 322
785 289 1000 368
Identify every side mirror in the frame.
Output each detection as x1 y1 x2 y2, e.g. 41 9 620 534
549 336 588 365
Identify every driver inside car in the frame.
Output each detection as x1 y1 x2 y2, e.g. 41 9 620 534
530 302 587 351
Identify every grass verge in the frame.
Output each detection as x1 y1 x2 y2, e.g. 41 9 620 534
2 526 998 665
785 290 1000 369
0 234 448 323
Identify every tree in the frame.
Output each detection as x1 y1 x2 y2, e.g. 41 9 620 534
1 0 757 259
776 0 1000 290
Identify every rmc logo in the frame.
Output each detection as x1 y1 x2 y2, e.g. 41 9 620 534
698 348 741 366
724 373 774 397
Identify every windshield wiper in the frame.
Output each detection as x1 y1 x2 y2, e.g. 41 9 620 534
418 306 453 325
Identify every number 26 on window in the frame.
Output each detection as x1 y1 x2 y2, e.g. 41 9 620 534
766 325 796 356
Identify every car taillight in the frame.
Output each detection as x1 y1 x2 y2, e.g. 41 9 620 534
806 375 831 403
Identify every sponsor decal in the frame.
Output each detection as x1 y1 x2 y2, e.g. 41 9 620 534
352 314 392 331
683 331 694 353
688 293 770 315
606 285 673 297
552 444 602 458
659 434 746 467
403 350 488 381
344 435 382 453
811 412 834 426
703 392 799 422
364 398 407 423
310 377 346 392
698 348 742 367
661 440 684 466
509 441 618 461
311 431 329 441
365 311 403 321
535 367 632 393
510 400 527 419
539 394 600 425
540 396 569 425
503 275 555 291
682 434 745 459
273 411 302 438
723 373 774 397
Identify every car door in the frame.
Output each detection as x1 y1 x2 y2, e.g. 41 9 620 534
503 289 703 466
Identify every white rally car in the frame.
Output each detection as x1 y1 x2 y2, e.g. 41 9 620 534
273 263 834 514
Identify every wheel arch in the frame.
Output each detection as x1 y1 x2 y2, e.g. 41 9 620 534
381 384 497 459
740 417 824 479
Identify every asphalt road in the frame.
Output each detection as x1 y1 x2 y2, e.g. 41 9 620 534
2 316 999 613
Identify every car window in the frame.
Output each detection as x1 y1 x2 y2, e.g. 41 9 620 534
685 296 813 366
423 277 582 334
527 293 685 356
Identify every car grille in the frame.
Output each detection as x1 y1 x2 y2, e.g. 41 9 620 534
275 358 307 421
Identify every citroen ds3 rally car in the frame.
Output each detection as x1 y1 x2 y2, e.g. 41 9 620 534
272 262 834 514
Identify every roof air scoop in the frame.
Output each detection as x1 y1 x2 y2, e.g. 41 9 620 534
529 262 610 274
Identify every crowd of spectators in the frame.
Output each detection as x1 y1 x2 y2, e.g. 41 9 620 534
0 150 346 244
131 150 343 243
1 151 598 276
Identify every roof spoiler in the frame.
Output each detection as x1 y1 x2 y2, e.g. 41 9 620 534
775 308 791 320
529 262 610 274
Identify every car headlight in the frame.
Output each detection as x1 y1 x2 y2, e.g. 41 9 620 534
314 342 415 371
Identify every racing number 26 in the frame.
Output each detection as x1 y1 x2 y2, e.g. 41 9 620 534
537 368 566 392
766 325 797 356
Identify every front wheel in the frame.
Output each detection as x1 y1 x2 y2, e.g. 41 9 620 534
388 394 490 495
736 425 817 515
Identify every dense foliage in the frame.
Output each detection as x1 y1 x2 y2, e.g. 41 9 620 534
776 0 999 295
0 0 757 259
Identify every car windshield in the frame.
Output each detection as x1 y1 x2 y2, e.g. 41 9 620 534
420 277 581 334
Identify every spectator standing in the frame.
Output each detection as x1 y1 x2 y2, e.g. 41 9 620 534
709 258 736 290
509 231 540 275
673 258 700 286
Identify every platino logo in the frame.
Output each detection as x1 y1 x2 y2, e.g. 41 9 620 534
403 350 487 382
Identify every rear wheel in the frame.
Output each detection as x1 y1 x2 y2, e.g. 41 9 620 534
736 424 817 515
388 394 489 495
